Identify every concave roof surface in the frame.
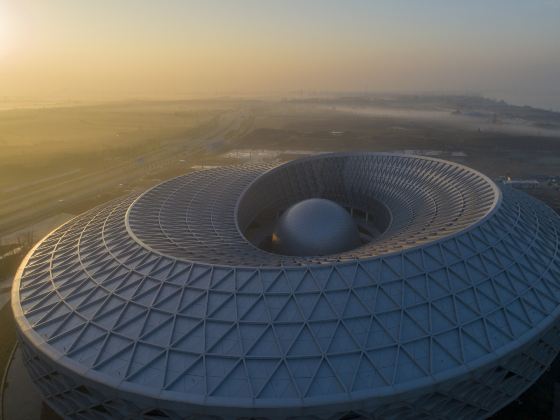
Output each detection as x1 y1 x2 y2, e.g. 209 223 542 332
12 153 560 415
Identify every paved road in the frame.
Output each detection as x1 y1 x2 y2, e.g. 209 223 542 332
0 284 10 309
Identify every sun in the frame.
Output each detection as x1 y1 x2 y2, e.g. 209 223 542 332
0 3 16 56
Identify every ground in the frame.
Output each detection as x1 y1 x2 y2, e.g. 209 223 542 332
1 96 559 419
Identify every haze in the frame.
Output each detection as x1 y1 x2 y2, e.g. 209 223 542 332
1 0 560 109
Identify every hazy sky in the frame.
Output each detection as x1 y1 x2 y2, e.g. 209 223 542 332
1 0 560 108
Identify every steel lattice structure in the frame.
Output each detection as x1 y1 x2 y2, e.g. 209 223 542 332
12 153 560 419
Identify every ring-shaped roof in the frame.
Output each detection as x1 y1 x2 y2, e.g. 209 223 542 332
12 153 560 416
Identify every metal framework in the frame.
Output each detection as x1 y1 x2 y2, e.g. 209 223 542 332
12 153 560 419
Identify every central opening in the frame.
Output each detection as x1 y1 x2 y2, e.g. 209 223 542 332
235 156 396 258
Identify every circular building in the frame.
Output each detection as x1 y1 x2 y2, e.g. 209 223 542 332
12 153 560 419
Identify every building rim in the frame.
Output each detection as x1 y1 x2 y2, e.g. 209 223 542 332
13 174 560 413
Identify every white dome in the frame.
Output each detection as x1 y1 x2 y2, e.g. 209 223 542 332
273 198 361 256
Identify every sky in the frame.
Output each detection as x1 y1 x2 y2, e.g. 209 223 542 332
1 0 560 109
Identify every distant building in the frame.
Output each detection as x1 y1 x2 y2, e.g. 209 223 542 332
504 179 540 189
13 153 560 419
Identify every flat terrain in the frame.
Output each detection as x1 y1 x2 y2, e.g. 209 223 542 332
0 100 257 236
235 102 560 179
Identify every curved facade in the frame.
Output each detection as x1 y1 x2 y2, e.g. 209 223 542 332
12 153 560 419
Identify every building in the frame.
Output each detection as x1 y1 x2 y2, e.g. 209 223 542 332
12 153 560 419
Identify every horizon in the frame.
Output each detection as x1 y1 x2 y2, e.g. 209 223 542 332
1 92 560 115
1 1 560 110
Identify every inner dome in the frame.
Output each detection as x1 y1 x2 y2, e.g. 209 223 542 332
273 198 361 256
